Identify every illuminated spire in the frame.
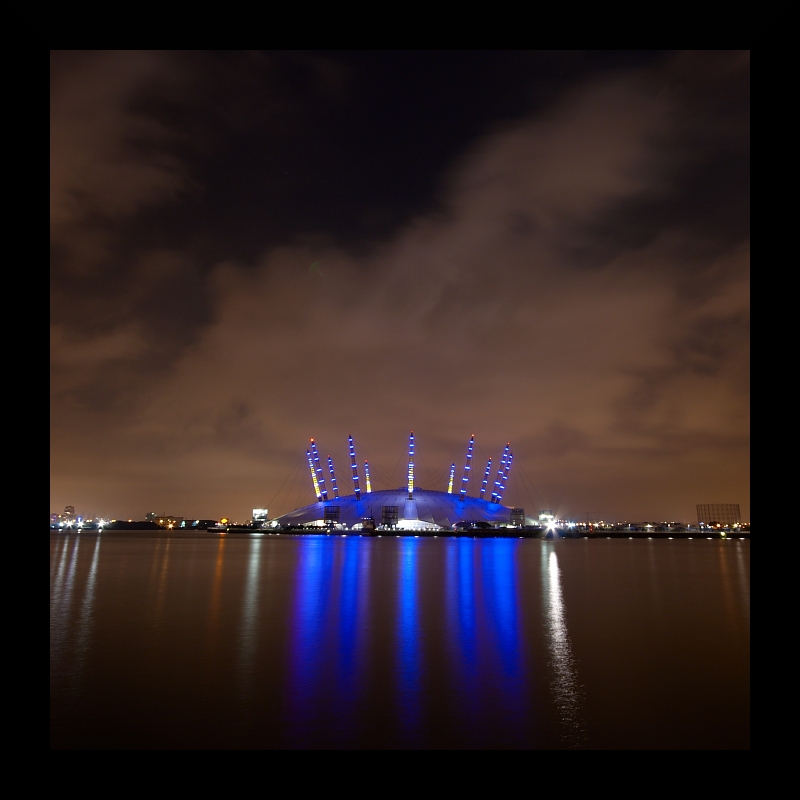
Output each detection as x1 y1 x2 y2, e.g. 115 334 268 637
307 450 322 501
491 444 509 503
497 451 513 504
310 439 328 501
364 460 372 493
348 435 361 500
407 431 415 498
480 458 492 499
327 456 339 499
459 435 475 499
447 463 456 494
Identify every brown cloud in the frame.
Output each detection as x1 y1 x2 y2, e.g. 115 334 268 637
50 53 749 524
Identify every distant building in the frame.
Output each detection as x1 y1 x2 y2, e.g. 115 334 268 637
156 515 183 529
146 512 183 528
179 519 218 530
273 431 522 530
63 505 76 520
252 508 269 522
510 508 525 527
696 504 741 526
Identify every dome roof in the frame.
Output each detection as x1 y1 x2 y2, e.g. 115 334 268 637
273 488 527 529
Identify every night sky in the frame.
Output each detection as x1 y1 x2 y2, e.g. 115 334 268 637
50 51 750 523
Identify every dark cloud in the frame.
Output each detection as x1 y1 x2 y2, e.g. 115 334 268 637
50 51 749 523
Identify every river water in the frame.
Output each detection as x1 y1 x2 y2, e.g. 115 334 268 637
50 533 749 749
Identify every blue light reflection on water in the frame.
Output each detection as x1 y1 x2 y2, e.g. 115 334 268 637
337 537 368 701
480 539 526 742
287 536 335 743
482 539 522 682
396 537 421 744
50 534 750 749
443 538 528 747
286 535 373 746
445 538 479 744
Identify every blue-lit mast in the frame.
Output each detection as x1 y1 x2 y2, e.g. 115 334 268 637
327 456 339 499
497 451 513 504
480 458 492 499
348 435 361 500
407 431 415 499
490 445 510 503
307 449 322 501
310 439 328 501
459 435 475 499
364 460 372 493
447 463 456 494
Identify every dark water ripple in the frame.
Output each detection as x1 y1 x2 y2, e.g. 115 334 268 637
50 533 750 749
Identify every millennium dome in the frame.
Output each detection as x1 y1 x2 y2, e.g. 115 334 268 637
272 432 534 530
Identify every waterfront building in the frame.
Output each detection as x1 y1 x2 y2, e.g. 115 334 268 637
156 515 183 529
274 433 532 530
696 504 741 527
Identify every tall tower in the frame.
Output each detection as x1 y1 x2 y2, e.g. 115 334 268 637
310 439 328 501
348 435 361 500
497 451 513 504
459 435 475 500
480 458 492 500
491 445 510 503
407 431 415 499
327 456 339 499
447 463 456 494
307 450 321 501
364 460 372 493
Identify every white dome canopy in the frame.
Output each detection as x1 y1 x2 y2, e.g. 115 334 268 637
273 488 528 529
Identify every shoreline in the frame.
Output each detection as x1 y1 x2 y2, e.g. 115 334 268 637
50 527 750 540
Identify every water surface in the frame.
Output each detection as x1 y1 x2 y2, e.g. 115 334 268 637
50 533 750 749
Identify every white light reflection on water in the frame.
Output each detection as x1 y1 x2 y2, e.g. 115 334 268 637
51 535 71 607
53 536 81 628
51 537 81 663
238 536 262 701
543 546 585 747
75 535 102 653
51 534 66 579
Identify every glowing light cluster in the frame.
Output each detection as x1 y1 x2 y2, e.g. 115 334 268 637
307 449 321 501
349 435 361 500
497 451 513 503
480 458 492 499
407 431 415 496
310 439 328 501
328 456 339 499
491 444 510 503
300 432 516 508
460 435 474 499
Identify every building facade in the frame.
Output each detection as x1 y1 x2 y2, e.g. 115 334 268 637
696 504 741 526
